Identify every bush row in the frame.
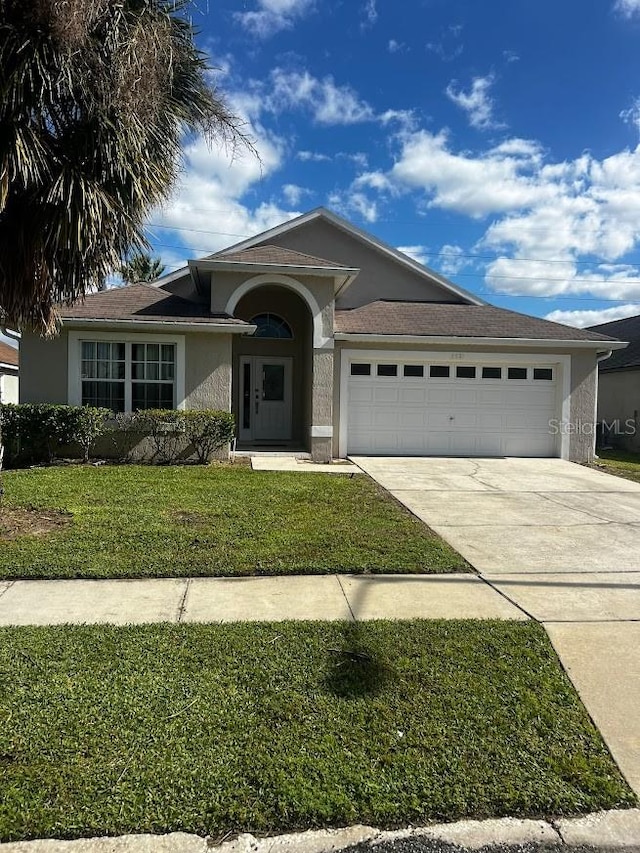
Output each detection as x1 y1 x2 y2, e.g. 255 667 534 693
0 404 235 467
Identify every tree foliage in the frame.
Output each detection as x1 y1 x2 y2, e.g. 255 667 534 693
0 0 250 334
120 253 165 284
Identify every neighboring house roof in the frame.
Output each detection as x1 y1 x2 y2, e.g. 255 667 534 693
0 341 19 369
212 244 352 269
335 301 620 344
587 314 639 370
159 207 485 306
58 283 251 329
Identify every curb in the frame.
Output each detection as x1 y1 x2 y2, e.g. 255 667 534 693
1 810 640 852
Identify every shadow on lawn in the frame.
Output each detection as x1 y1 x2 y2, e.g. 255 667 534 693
323 623 394 699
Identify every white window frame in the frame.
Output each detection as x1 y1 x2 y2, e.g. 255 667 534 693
68 330 186 411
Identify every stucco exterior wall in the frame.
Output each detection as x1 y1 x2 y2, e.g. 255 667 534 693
597 368 640 451
20 331 68 403
568 350 598 462
184 332 233 411
249 218 466 308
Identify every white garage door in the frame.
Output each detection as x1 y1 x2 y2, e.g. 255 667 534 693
346 355 561 457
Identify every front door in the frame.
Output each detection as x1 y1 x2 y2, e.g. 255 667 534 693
239 356 292 442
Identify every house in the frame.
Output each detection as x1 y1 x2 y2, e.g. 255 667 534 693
588 314 640 451
0 341 19 404
19 208 624 462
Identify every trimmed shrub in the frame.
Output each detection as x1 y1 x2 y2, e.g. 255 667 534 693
181 410 235 463
132 409 184 464
0 404 110 467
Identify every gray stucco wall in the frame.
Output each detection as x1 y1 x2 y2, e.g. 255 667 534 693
597 368 640 451
568 350 598 462
249 217 467 309
20 331 68 403
184 332 232 411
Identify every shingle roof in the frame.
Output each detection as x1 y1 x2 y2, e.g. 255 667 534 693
335 301 620 342
59 283 250 326
0 341 18 367
214 244 353 269
588 314 640 370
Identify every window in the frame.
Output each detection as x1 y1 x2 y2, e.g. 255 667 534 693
351 363 371 376
251 313 293 339
377 364 398 377
430 365 450 378
508 367 528 380
456 366 476 379
81 342 125 411
131 343 175 409
404 365 424 378
534 367 553 381
79 339 177 413
482 366 502 379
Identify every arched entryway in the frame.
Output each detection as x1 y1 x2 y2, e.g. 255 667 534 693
232 285 313 449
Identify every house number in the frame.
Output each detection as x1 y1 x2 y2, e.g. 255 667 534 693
450 352 464 360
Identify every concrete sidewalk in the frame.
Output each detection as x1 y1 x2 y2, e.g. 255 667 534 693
0 574 526 626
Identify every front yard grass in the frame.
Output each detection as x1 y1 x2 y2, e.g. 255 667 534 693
592 449 640 484
0 465 468 578
0 620 634 842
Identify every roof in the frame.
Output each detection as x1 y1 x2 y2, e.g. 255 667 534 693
157 207 485 306
213 244 352 270
335 301 621 343
587 314 639 370
59 283 250 327
0 341 18 368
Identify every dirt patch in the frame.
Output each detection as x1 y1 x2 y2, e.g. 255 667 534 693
0 506 71 540
173 510 208 525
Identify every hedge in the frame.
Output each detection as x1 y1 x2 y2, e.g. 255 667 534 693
0 405 235 467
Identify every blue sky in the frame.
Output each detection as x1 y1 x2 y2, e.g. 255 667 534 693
147 0 640 327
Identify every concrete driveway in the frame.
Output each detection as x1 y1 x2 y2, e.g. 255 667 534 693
351 455 640 795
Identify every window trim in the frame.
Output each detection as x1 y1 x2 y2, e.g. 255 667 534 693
68 331 186 411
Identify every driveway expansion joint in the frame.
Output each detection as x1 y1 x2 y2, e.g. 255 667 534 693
0 581 15 600
335 575 356 622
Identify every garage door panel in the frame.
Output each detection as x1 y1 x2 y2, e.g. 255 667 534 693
346 355 560 458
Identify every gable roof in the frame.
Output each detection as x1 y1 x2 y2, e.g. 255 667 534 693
0 341 18 368
212 244 352 269
588 314 638 370
335 301 623 346
58 283 251 329
158 208 485 306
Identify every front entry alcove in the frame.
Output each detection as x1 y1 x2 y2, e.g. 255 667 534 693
232 285 313 450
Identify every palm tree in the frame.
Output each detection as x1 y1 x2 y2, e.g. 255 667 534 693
0 0 251 335
120 253 165 284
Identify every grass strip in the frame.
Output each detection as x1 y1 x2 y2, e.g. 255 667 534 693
0 620 633 841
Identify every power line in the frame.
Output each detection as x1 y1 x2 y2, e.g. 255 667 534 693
145 223 640 268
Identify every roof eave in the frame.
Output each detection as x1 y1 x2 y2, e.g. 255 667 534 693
0 362 18 371
60 318 256 334
190 257 359 276
334 332 627 349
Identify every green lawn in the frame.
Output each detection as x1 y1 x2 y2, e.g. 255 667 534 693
0 620 633 842
0 465 468 578
593 449 640 483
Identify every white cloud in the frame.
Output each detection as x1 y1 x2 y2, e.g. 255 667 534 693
620 97 640 134
297 150 331 162
234 0 314 38
361 0 378 28
445 74 504 130
426 25 464 62
328 190 378 223
397 245 429 266
439 244 466 275
388 39 405 53
544 304 640 328
614 0 640 17
266 70 375 125
282 183 310 206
